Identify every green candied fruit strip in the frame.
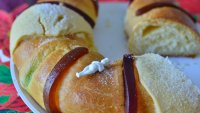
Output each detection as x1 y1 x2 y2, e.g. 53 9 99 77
20 49 51 88
193 15 199 22
19 40 68 88
23 60 38 87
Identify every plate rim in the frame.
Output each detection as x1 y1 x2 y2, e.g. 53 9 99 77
10 60 46 113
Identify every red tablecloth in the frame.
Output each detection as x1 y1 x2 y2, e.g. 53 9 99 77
0 0 199 112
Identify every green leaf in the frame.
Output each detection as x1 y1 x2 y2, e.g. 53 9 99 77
0 65 12 84
193 15 199 22
0 109 32 113
0 109 21 113
0 95 9 104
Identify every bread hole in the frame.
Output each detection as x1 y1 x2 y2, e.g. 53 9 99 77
54 15 64 26
142 26 160 37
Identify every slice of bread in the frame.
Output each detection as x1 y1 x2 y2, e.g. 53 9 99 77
125 0 200 56
135 54 200 113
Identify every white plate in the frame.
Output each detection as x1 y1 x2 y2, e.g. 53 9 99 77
11 3 200 113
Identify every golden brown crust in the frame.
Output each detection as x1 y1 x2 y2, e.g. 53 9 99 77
58 58 125 113
129 0 173 12
144 7 198 33
128 0 198 34
13 35 96 70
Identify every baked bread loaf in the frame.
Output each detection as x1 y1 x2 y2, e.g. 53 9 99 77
125 0 200 56
10 0 100 111
10 0 200 113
